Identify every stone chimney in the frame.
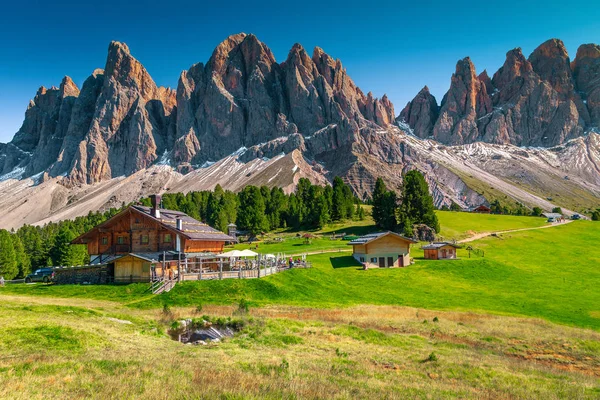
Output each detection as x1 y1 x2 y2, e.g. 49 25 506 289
150 194 161 218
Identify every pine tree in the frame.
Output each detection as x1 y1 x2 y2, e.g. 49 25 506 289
399 170 440 233
371 178 397 231
49 226 81 266
237 186 268 235
11 235 30 278
0 229 18 280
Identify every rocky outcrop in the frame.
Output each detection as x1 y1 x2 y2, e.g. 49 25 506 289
1 41 176 184
572 43 600 126
432 57 492 145
397 86 439 138
68 41 176 184
402 38 600 147
172 34 393 167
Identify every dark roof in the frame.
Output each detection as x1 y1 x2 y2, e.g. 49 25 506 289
131 206 235 241
422 242 462 250
347 231 417 245
72 205 235 244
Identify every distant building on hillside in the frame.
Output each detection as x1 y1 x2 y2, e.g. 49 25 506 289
70 195 235 282
422 242 461 260
470 204 491 213
348 232 417 268
541 212 563 223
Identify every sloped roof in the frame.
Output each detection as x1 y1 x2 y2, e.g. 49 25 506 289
422 242 461 250
347 231 417 245
72 205 235 244
542 212 562 218
131 206 235 241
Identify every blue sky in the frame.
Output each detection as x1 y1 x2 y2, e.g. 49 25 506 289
1 0 598 142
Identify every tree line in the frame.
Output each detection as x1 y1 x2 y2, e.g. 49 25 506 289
143 177 364 236
0 178 363 280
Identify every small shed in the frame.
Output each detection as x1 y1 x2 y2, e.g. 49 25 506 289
348 231 417 268
422 242 461 260
542 212 563 223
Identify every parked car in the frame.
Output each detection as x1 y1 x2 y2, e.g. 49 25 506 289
571 214 581 220
25 268 55 283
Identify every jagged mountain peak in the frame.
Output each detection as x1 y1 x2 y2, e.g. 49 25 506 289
59 76 80 97
402 38 599 147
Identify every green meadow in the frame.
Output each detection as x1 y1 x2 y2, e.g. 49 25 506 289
1 212 599 398
2 213 598 330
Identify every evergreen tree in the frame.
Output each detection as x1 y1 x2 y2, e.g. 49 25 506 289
371 178 397 231
11 235 30 278
399 170 440 233
450 201 461 212
591 210 599 221
49 226 84 266
552 207 563 214
490 200 502 214
531 207 543 217
0 229 18 280
237 186 268 235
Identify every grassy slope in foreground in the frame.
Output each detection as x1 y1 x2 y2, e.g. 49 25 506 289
1 298 598 399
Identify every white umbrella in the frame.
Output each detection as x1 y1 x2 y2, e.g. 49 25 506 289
264 254 276 259
238 249 259 257
218 250 245 258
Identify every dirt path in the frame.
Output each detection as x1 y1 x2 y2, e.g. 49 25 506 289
458 220 573 243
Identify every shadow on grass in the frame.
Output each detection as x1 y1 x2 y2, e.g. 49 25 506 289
330 255 363 269
320 224 377 237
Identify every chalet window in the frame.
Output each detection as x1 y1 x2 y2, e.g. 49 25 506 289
164 233 172 243
141 235 149 244
117 236 125 245
359 257 365 262
371 257 377 263
101 237 108 245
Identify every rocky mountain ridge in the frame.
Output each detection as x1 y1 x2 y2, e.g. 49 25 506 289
399 39 600 147
0 34 599 228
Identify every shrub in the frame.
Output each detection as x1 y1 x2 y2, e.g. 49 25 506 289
423 352 438 363
237 299 250 315
433 316 439 323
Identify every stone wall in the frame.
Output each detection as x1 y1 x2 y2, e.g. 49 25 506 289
53 265 110 284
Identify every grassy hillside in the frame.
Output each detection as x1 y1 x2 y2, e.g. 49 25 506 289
4 219 598 331
0 296 598 399
436 211 547 240
1 214 599 397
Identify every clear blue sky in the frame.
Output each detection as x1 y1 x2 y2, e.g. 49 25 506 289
1 0 598 143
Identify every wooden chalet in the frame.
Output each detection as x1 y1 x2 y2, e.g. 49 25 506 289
348 231 417 268
471 204 491 213
71 195 235 282
422 242 461 260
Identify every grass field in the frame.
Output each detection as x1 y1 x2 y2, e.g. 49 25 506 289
0 296 598 399
1 213 599 397
436 211 548 240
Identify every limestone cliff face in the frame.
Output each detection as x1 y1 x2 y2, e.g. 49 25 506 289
0 41 176 184
402 38 600 147
397 86 439 139
68 41 176 183
172 34 393 168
